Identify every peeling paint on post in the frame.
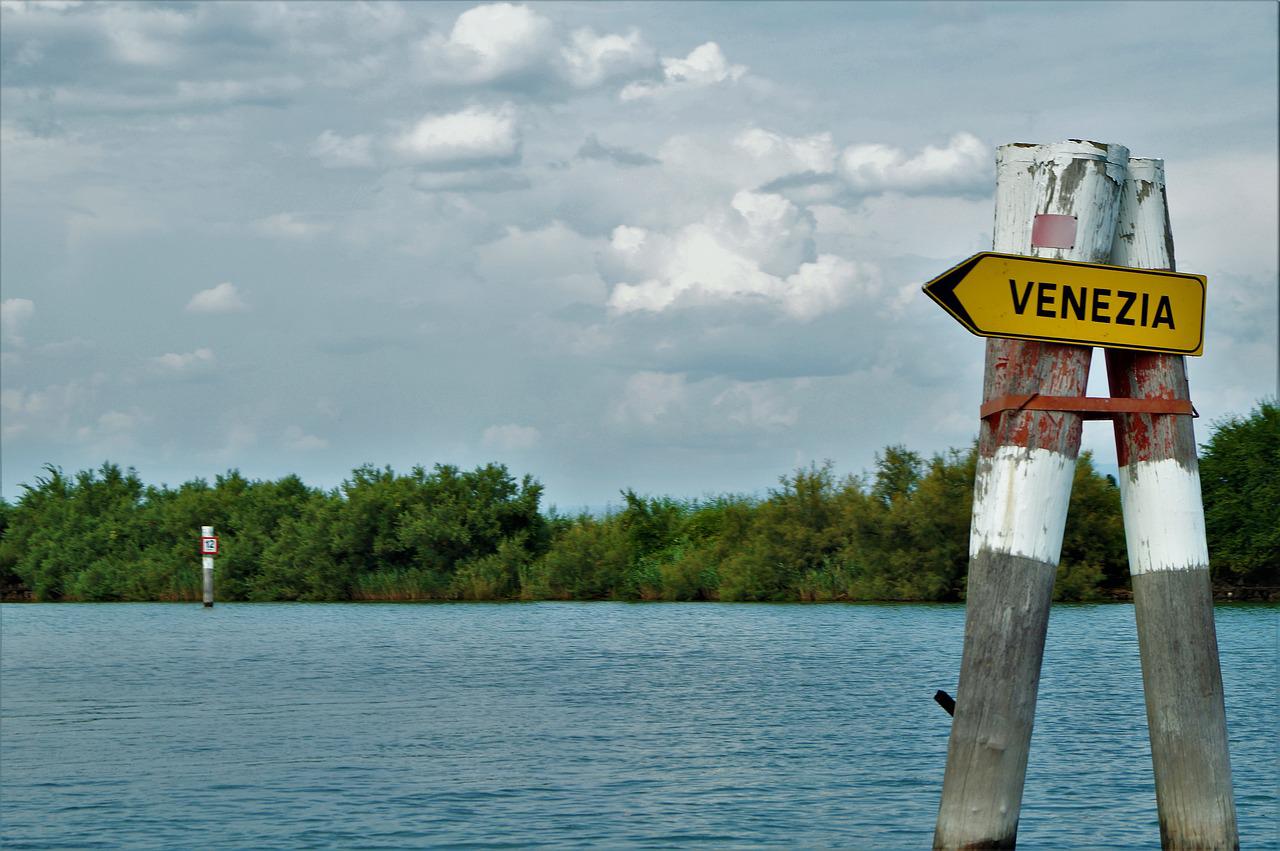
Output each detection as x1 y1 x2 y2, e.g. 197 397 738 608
1106 158 1238 850
933 140 1129 850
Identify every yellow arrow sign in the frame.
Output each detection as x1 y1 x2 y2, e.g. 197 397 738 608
923 252 1206 356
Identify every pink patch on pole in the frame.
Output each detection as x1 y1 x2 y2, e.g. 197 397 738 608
1031 214 1077 249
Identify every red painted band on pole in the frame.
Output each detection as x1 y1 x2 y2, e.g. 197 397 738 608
979 394 1195 422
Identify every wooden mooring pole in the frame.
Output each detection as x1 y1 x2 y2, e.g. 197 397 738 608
933 140 1130 850
1106 158 1238 850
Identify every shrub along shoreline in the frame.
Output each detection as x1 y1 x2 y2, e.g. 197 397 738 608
2 402 1275 604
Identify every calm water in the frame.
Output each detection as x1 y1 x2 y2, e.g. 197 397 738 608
1 603 1275 849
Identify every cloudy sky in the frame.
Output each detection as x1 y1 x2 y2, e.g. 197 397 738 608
1 1 1276 510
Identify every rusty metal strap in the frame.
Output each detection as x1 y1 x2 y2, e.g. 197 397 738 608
980 394 1197 422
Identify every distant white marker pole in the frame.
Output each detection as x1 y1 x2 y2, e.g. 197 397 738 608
200 526 218 608
1105 158 1238 849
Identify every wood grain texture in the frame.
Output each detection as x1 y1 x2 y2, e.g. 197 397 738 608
933 553 1057 849
1107 157 1237 850
1132 568 1238 850
935 140 1127 850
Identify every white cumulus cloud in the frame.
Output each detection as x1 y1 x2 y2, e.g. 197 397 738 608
560 27 655 88
661 41 747 86
1 1 84 11
1 297 35 346
604 190 874 320
734 128 838 178
482 423 541 450
100 5 191 66
0 380 92 441
659 128 988 204
780 254 865 321
392 104 520 169
839 132 989 195
620 41 746 101
419 3 555 85
418 4 656 91
152 347 215 373
186 283 247 314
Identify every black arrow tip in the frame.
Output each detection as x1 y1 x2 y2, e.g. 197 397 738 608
923 254 984 333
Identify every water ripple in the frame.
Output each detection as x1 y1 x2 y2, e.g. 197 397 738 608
1 602 1275 849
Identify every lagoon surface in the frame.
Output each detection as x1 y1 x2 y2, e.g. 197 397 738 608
1 603 1276 849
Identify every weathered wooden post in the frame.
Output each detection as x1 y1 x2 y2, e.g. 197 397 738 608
933 140 1130 850
1105 157 1238 849
200 525 217 608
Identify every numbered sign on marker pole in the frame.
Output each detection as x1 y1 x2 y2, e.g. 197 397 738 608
201 526 215 608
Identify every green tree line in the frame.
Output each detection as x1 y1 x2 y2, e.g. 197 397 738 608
2 402 1275 603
